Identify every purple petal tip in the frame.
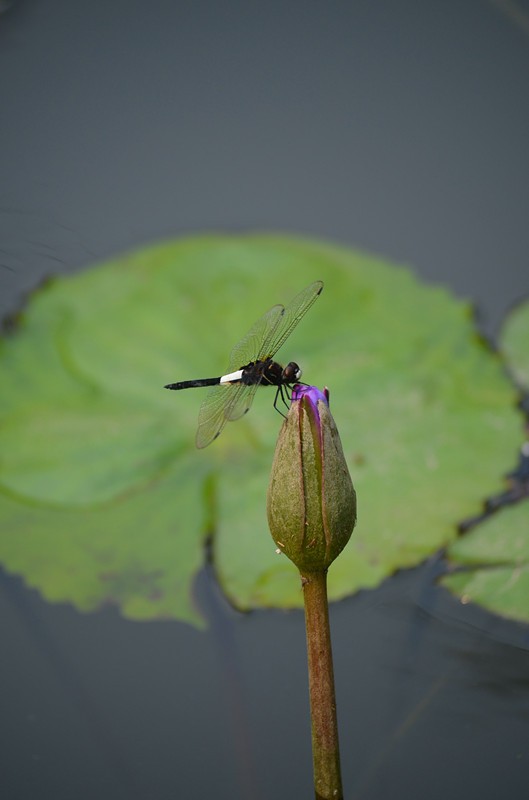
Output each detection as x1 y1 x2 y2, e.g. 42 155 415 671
291 384 329 407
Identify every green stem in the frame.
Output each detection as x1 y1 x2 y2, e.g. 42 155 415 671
300 569 343 800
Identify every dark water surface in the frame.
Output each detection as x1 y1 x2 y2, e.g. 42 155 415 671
1 2 529 798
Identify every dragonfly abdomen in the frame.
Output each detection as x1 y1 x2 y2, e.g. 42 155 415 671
165 377 221 390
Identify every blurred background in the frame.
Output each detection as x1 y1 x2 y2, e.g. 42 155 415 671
1 2 529 799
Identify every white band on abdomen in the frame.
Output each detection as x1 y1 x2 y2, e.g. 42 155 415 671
220 369 244 384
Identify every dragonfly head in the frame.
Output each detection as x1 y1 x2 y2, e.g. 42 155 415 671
282 361 302 383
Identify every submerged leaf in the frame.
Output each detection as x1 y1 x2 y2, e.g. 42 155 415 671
0 235 522 624
439 295 529 623
442 502 529 623
501 297 529 391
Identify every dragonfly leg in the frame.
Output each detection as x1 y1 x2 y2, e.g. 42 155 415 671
273 387 288 418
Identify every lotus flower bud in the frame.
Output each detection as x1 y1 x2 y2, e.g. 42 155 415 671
267 385 356 573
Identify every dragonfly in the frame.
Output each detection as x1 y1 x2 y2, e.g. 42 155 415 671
165 280 323 448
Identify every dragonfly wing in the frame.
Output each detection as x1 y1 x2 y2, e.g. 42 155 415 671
258 280 323 359
225 381 259 421
195 382 256 449
228 304 284 371
194 281 323 448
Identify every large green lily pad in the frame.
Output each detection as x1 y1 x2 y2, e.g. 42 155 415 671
0 235 522 625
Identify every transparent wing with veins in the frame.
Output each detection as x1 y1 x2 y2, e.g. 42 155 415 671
196 382 258 449
195 280 323 448
227 304 284 371
196 305 283 448
228 280 323 369
257 280 323 360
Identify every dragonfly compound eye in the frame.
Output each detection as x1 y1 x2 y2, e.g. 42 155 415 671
283 362 301 382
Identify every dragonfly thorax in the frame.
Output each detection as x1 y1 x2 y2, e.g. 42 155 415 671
238 358 301 387
258 359 301 386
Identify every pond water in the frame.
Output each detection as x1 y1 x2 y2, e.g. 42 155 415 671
1 2 529 798
3 559 529 799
